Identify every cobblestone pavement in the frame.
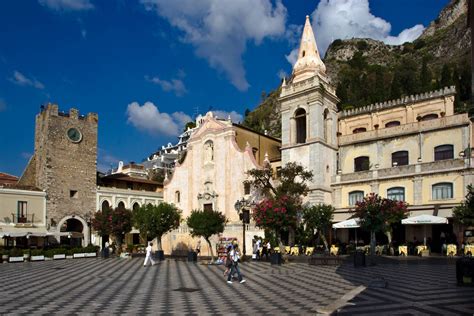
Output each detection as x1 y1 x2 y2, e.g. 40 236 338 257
0 257 473 315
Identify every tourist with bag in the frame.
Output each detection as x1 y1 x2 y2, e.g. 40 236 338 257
227 244 246 284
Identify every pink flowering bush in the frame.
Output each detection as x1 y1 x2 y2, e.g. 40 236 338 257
353 193 408 255
252 195 297 233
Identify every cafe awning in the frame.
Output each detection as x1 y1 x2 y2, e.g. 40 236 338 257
401 214 448 225
0 227 49 238
332 218 360 229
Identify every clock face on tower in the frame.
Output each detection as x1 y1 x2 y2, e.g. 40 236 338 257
67 127 82 143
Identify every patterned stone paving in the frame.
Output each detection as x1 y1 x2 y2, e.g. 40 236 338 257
0 257 473 315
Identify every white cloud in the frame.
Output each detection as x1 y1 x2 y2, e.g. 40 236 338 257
212 110 243 123
97 148 121 172
21 152 32 159
9 71 45 89
38 0 94 12
277 69 287 80
141 0 287 91
126 101 192 136
145 75 187 96
285 48 299 66
310 0 425 57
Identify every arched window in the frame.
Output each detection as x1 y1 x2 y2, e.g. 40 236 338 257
385 121 401 128
323 109 330 143
392 151 409 166
117 201 125 209
419 113 438 121
349 191 364 206
434 144 453 161
387 187 405 201
353 127 367 134
175 191 181 203
354 156 370 172
132 202 140 211
302 50 306 57
295 108 306 144
101 200 110 211
432 183 453 200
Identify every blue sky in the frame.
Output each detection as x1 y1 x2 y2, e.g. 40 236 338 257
0 0 450 176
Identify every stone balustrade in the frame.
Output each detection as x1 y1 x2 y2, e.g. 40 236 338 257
339 113 469 145
333 158 467 184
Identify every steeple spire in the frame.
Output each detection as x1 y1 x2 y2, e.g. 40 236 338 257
292 15 326 83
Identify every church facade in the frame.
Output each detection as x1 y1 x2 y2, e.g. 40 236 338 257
162 112 280 255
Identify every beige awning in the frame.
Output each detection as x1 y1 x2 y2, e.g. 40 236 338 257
0 226 49 238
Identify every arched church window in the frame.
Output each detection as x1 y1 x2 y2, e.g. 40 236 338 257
101 200 110 211
175 191 181 203
295 108 306 144
204 140 214 162
117 201 125 209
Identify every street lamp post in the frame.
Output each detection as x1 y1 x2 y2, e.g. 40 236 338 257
234 198 252 259
85 214 92 246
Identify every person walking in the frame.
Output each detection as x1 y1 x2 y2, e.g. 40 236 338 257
265 240 271 260
223 244 233 277
195 240 201 256
227 244 246 284
143 242 156 267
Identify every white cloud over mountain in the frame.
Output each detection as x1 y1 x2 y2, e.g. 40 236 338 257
312 0 425 57
38 0 94 12
140 0 287 91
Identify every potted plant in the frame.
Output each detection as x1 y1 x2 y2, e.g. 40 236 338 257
23 249 31 261
73 247 86 258
31 249 45 261
65 248 74 259
1 249 9 262
53 248 66 260
85 245 99 257
9 248 24 262
44 249 54 260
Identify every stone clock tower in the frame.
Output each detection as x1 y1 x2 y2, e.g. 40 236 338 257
19 103 98 245
279 16 339 204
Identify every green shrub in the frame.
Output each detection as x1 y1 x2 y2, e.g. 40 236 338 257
44 249 54 258
31 249 43 256
9 248 23 257
84 245 99 253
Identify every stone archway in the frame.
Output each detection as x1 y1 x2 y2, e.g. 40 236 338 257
56 215 90 247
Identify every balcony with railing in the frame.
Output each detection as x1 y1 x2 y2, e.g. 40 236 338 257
333 158 467 184
9 214 38 227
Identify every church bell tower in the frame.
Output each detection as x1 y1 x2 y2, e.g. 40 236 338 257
279 16 339 204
